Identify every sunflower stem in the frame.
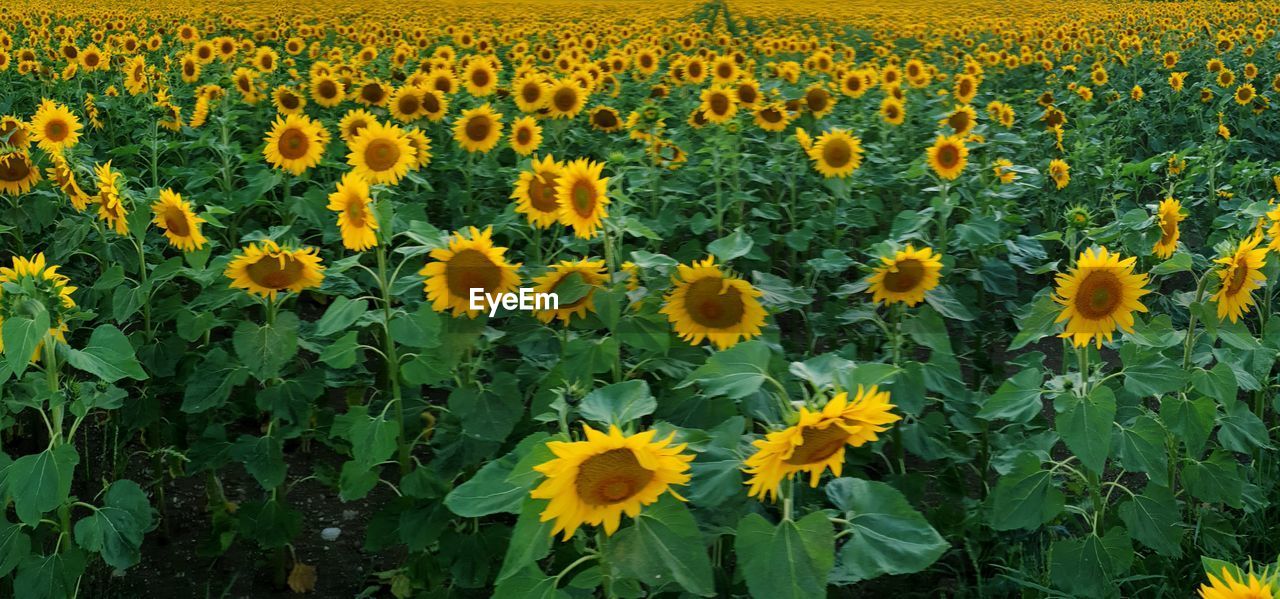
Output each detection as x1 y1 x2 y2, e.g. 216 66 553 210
1182 271 1211 370
375 245 410 476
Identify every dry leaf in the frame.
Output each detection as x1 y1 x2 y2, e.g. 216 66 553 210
288 562 317 593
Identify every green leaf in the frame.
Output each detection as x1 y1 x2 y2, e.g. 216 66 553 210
13 549 85 599
735 512 834 599
1149 252 1192 275
181 348 250 413
2 308 49 378
445 433 551 518
1049 528 1133 597
389 303 443 349
0 516 31 577
707 227 753 262
343 406 399 469
497 498 554 585
1160 395 1215 457
1217 399 1271 453
493 567 567 599
1121 344 1188 396
578 380 657 428
237 499 301 549
825 478 948 583
1115 415 1169 486
1182 450 1244 508
230 434 286 490
319 331 359 368
677 340 773 399
1216 320 1261 351
1009 293 1060 351
1117 485 1183 557
233 312 299 381
1192 363 1238 404
63 325 147 383
610 495 715 596
449 377 524 442
1125 315 1185 349
1055 385 1116 474
988 452 1064 531
924 286 975 321
314 297 368 337
73 480 153 570
8 445 79 526
978 368 1044 423
549 272 591 305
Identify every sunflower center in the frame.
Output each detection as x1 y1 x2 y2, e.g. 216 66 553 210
0 154 32 182
445 249 503 299
737 84 757 104
361 84 384 103
471 69 490 88
806 89 828 111
821 139 852 169
593 110 618 128
520 83 542 104
684 277 745 329
709 93 729 115
529 173 560 212
937 144 959 169
1226 261 1251 295
570 181 597 217
364 138 401 171
949 112 970 131
1074 271 1123 319
465 115 492 142
246 254 304 290
345 197 366 227
516 127 532 145
45 120 68 142
163 210 192 236
318 80 338 98
553 87 577 112
784 425 850 465
398 93 421 115
883 258 925 293
278 128 311 160
280 93 299 110
1159 218 1177 244
760 107 782 123
574 448 653 506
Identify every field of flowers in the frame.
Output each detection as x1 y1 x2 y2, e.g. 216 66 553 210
5 0 1280 596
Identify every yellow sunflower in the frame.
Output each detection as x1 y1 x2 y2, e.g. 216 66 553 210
0 253 77 364
263 114 328 176
588 107 623 132
452 103 504 154
224 240 326 300
1 116 31 150
660 257 766 350
944 104 977 135
555 158 610 239
310 75 345 108
743 387 900 501
94 162 130 236
1153 198 1185 259
47 153 91 210
531 258 607 324
327 172 379 252
1199 567 1277 599
1211 235 1268 323
338 109 376 144
463 59 499 97
992 158 1017 184
512 73 550 112
867 245 943 307
1053 247 1150 348
404 128 433 169
0 152 40 196
880 96 906 125
30 99 83 153
512 155 564 229
699 85 737 123
546 79 587 119
530 424 693 540
348 120 416 185
1049 158 1071 189
926 135 968 180
509 116 542 156
150 189 207 252
419 226 522 318
752 102 791 132
271 86 306 115
421 89 449 122
807 129 864 178
388 85 425 123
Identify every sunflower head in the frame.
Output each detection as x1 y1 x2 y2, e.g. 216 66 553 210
867 245 944 307
555 158 610 239
1066 204 1092 230
224 240 326 300
926 135 968 180
0 254 77 363
30 99 83 153
1198 565 1278 599
348 120 416 185
1211 235 1268 323
263 113 329 176
532 258 607 324
807 129 864 179
512 155 564 229
1053 247 1150 348
151 189 207 252
419 226 522 318
660 256 766 349
452 103 504 154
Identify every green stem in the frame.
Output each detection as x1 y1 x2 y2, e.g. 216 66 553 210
377 245 410 475
1182 272 1211 370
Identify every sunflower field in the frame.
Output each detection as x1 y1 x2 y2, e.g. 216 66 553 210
11 0 1280 597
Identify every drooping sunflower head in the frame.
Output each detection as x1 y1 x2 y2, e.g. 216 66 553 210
1152 198 1185 259
867 244 944 307
512 154 564 229
660 256 766 350
419 226 522 318
348 120 416 185
263 113 329 176
509 116 542 156
326 172 379 252
94 161 130 236
530 425 693 540
150 189 207 252
926 134 968 180
744 386 900 501
224 240 326 300
807 129 864 179
30 99 83 153
452 103 505 154
0 151 40 196
532 258 608 324
0 116 31 151
0 253 77 363
1211 235 1268 324
555 158 610 239
1053 247 1150 348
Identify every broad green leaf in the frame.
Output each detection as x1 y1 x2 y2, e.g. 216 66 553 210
1055 385 1116 474
1182 450 1243 508
1217 400 1270 453
1117 485 1183 557
707 227 753 262
493 567 566 599
1009 293 1060 351
1216 320 1260 351
1192 363 1238 404
449 376 524 442
1125 315 1184 349
445 433 550 518
788 353 855 391
233 312 299 381
924 286 975 321
497 498 554 584
1049 528 1133 597
735 512 834 599
13 549 85 599
610 495 715 596
1149 252 1192 275
1160 395 1215 457
73 480 153 570
578 380 657 428
9 445 79 526
314 296 368 337
825 478 948 583
181 348 250 413
988 452 1064 531
318 331 359 368
0 517 30 577
230 434 286 490
2 308 49 378
978 368 1044 423
237 499 301 549
1121 344 1188 396
389 303 443 349
677 340 773 399
1115 415 1169 486
64 325 147 383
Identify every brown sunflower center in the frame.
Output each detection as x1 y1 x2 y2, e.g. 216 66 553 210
246 254 304 290
553 87 577 112
936 144 960 169
684 277 745 329
806 89 828 112
277 128 311 160
529 173 560 212
45 119 68 142
592 110 618 129
883 258 925 293
737 84 757 104
1159 218 1177 244
361 84 385 104
345 197 366 227
570 180 597 217
164 210 192 236
521 82 542 104
0 154 32 182
948 112 970 132
784 424 850 465
709 92 730 115
1226 261 1251 295
574 448 653 506
465 115 492 142
445 249 503 299
364 138 401 171
318 79 338 99
1074 271 1123 319
397 93 421 115
760 107 783 123
821 139 852 169
516 127 532 145
280 92 300 110
471 68 490 88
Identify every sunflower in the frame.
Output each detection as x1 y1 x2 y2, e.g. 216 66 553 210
531 258 608 324
992 158 1017 184
1152 198 1185 259
404 128 433 169
452 103 504 154
867 245 943 307
352 80 389 107
807 129 864 178
263 114 328 176
272 86 306 115
0 152 40 196
752 102 791 132
953 74 979 103
588 107 623 132
880 96 905 125
30 99 83 153
699 85 737 123
944 104 977 135
310 75 345 108
150 189 207 252
338 109 376 144
0 116 31 150
421 89 449 122
512 73 550 112
546 79 586 119
555 158 610 239
512 155 564 228
388 85 425 123
1049 158 1071 189
660 256 766 350
1235 84 1257 106
1211 235 1268 323
224 240 326 300
743 387 900 501
348 120 416 185
803 83 836 118
94 162 130 236
509 116 542 156
1053 247 1150 348
327 172 379 252
427 68 458 96
47 153 90 210
0 253 77 364
420 226 522 318
463 59 498 97
926 135 968 180
1199 567 1277 599
530 424 693 540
